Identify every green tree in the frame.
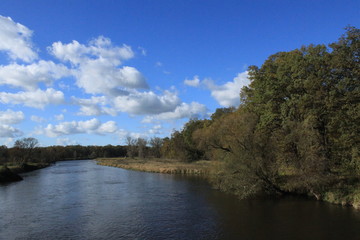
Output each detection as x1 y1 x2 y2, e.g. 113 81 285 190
206 27 360 198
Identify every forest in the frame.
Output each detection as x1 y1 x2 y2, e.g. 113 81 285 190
160 26 360 203
1 27 359 205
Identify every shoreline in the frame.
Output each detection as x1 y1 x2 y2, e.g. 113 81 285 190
97 157 360 210
0 163 50 183
96 157 212 175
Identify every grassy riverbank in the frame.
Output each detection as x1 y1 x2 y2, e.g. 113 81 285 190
97 158 360 209
97 157 213 175
0 163 50 183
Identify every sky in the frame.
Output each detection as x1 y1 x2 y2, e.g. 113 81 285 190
0 0 359 147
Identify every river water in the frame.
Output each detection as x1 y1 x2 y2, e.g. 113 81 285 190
1 160 360 240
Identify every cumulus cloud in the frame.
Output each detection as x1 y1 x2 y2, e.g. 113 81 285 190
31 115 46 123
113 90 181 115
148 124 162 134
50 36 134 65
49 36 147 96
0 109 24 124
185 71 250 107
54 114 64 121
184 75 200 87
0 109 24 139
0 16 37 62
204 71 250 107
97 121 118 134
0 124 22 138
43 118 118 137
0 60 71 90
142 102 207 123
76 62 147 95
72 96 117 116
0 88 65 109
0 15 211 142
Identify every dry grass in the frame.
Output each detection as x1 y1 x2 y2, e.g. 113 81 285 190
96 157 213 175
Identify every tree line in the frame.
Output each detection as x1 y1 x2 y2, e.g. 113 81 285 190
159 27 360 198
0 136 165 166
0 138 127 165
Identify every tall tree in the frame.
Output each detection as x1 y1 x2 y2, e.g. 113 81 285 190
137 138 147 159
13 137 39 164
126 136 137 158
149 137 163 158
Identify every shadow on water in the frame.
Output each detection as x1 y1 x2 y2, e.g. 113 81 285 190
1 160 360 240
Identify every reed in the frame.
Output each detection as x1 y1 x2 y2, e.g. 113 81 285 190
96 157 213 175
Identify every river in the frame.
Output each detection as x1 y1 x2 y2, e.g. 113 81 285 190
1 160 360 240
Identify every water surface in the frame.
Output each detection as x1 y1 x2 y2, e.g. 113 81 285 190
1 160 360 239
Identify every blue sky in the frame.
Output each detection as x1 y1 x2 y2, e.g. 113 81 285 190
0 0 359 147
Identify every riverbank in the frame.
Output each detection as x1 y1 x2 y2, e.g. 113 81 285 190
97 158 360 209
321 179 360 210
97 157 213 175
0 166 23 183
0 163 50 183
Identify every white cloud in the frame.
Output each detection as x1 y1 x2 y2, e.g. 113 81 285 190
113 90 181 115
49 36 134 65
0 88 65 109
148 124 162 134
0 109 24 124
73 89 200 120
0 124 22 138
54 114 64 121
184 75 200 87
0 16 37 62
0 60 71 90
76 62 147 95
204 71 249 107
31 115 46 123
43 118 118 137
187 71 250 107
49 36 147 96
97 121 118 134
72 96 117 116
142 102 207 123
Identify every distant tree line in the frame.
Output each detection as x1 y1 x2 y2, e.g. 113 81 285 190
0 138 127 165
0 136 166 166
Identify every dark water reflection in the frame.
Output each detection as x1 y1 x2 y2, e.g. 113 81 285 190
1 160 360 240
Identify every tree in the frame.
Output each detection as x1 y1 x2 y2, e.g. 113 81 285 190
0 145 8 165
126 136 137 158
199 27 360 198
137 138 147 159
149 137 163 158
210 107 236 121
13 137 39 164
